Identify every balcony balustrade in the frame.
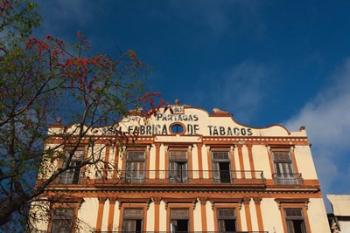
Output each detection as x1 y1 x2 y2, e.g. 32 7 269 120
98 231 269 233
91 170 266 186
272 173 303 185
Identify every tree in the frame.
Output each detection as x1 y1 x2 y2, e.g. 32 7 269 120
0 1 163 231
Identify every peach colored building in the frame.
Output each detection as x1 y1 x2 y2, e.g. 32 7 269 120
32 105 330 233
327 195 350 233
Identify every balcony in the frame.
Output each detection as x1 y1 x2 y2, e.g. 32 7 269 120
92 170 266 187
272 173 303 185
98 231 268 233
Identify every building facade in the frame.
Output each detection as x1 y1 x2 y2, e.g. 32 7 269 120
32 105 330 233
327 195 350 233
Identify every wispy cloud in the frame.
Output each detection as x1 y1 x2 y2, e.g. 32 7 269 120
191 62 272 121
287 59 350 194
167 0 265 36
35 0 95 36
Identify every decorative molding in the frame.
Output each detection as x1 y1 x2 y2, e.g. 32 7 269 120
163 197 197 209
46 135 309 146
48 196 84 205
108 197 117 203
153 197 162 205
98 197 107 203
253 197 262 204
118 198 152 209
243 197 251 205
275 198 309 209
199 197 207 205
209 198 243 210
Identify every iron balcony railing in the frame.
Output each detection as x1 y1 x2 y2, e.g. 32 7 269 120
272 173 303 185
98 231 269 233
92 170 266 186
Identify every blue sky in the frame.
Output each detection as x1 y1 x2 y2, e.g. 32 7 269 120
36 0 350 205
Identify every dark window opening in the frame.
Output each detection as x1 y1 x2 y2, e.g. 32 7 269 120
217 208 236 233
223 219 236 232
171 219 189 232
59 149 84 184
51 208 74 233
122 209 143 233
285 208 307 233
212 151 231 183
169 151 188 183
219 162 231 183
170 209 189 233
135 219 142 233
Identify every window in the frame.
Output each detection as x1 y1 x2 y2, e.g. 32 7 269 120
212 151 231 183
50 208 74 233
122 208 144 233
125 150 145 182
272 149 299 184
170 123 184 134
59 149 84 184
170 208 189 233
285 208 307 233
169 150 188 183
217 208 237 233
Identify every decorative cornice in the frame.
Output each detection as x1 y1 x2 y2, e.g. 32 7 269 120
199 197 207 205
162 198 197 209
209 198 243 210
46 135 309 146
275 198 309 209
98 197 107 203
202 136 309 145
48 196 84 204
118 198 152 209
253 197 262 204
108 197 118 203
153 197 162 204
243 197 251 205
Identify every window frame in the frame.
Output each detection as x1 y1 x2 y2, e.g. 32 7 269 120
47 199 82 233
268 146 300 185
57 146 86 184
213 203 242 232
211 148 232 183
118 202 148 232
121 208 145 232
276 199 311 233
216 208 238 232
168 150 188 183
166 204 194 233
165 146 192 182
124 148 147 182
169 208 190 232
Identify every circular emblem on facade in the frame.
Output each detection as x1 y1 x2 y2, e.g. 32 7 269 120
170 123 185 134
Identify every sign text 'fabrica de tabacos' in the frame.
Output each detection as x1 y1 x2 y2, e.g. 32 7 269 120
126 113 253 136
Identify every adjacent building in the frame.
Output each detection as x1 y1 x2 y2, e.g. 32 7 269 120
31 104 331 233
327 194 350 233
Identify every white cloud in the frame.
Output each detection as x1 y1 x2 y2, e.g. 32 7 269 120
286 59 350 194
219 62 270 119
167 0 264 36
190 62 272 121
35 0 95 36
